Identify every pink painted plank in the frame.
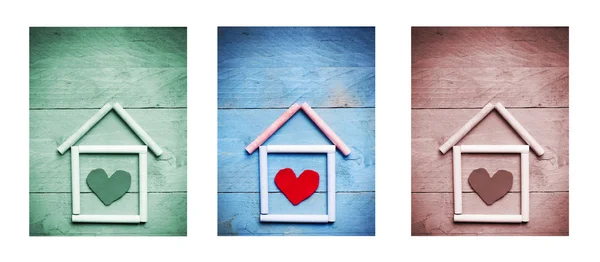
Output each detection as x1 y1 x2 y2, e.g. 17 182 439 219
412 67 568 108
412 108 568 192
411 192 569 236
412 27 568 68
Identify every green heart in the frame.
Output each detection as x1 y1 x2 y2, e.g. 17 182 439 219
86 169 131 206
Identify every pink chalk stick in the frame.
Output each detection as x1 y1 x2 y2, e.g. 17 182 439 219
245 103 302 154
301 103 351 156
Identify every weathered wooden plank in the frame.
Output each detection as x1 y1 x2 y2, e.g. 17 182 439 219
30 109 187 193
30 27 186 69
218 27 375 68
218 108 375 192
411 192 569 236
412 27 568 68
218 192 375 236
411 108 568 192
30 68 186 108
412 67 568 108
30 193 187 236
218 67 374 108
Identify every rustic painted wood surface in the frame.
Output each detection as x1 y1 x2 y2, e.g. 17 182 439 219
29 27 187 236
411 27 568 236
218 27 375 236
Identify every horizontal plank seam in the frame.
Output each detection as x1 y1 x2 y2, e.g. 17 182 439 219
30 191 187 194
412 107 568 110
30 107 187 110
411 191 568 193
218 191 375 194
218 106 375 110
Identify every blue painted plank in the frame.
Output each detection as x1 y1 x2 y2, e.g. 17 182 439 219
218 108 375 193
218 27 375 108
218 192 375 236
218 67 374 108
218 27 375 68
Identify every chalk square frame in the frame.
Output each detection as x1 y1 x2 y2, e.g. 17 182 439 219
70 145 148 224
453 145 529 223
259 145 336 223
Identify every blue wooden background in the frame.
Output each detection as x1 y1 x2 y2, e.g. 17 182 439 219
217 27 375 236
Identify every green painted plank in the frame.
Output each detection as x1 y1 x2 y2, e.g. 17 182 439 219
30 27 186 69
30 27 186 108
218 192 375 236
30 68 186 108
30 109 187 193
218 108 375 193
30 193 187 236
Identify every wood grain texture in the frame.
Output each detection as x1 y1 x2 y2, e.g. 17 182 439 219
412 27 568 108
218 192 374 236
411 27 568 236
218 27 375 108
218 109 374 193
218 27 375 236
29 27 187 236
30 193 186 236
412 193 568 236
30 27 186 108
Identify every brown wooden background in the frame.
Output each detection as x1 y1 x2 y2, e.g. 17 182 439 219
411 27 569 236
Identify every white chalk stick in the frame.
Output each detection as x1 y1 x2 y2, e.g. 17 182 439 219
453 146 462 214
57 103 113 154
454 214 523 223
521 152 530 222
78 145 147 154
113 103 163 156
246 103 302 154
460 145 529 154
72 215 141 223
71 146 80 215
439 103 495 154
139 152 148 222
259 146 268 215
260 214 330 223
301 103 351 156
327 152 336 222
495 102 545 156
266 145 335 153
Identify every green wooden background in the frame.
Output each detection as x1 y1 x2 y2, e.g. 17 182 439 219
29 27 187 236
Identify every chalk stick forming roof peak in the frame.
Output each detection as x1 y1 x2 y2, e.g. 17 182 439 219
439 102 544 156
57 102 163 156
245 102 351 156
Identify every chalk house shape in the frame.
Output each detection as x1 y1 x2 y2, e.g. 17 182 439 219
246 103 351 223
440 102 544 223
56 102 163 224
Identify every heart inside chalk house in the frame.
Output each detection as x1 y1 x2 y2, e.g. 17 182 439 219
274 168 319 205
86 168 132 206
468 168 513 206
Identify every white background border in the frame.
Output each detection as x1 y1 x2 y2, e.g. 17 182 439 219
1 0 596 262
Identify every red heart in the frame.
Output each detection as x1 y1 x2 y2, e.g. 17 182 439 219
274 168 319 205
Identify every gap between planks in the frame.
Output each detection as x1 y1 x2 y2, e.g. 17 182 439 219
218 106 376 110
411 107 569 110
30 107 187 110
29 191 187 194
218 191 375 194
411 191 568 193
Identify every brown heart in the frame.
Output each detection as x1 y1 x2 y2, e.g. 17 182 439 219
468 168 513 206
